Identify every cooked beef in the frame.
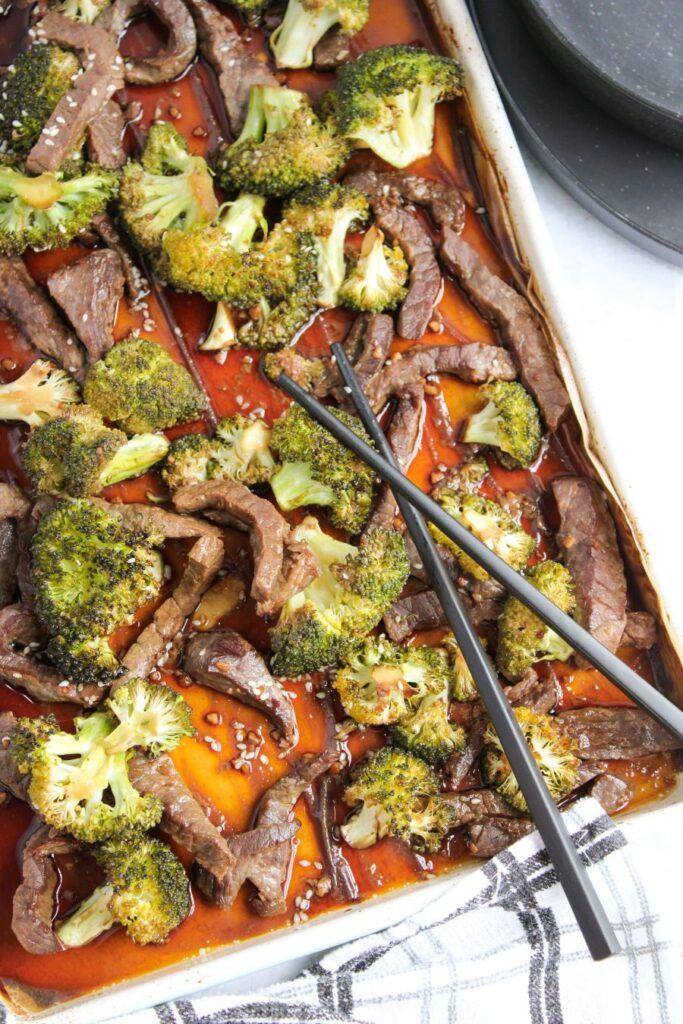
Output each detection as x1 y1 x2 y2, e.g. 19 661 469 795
28 15 125 174
184 0 277 136
93 498 222 540
440 230 570 430
99 0 197 84
444 787 522 824
557 707 680 760
331 312 395 404
46 250 124 361
552 476 627 656
86 100 126 169
363 384 424 535
622 611 657 650
196 820 300 909
0 484 30 609
313 27 352 70
466 816 534 858
587 773 633 815
12 826 81 955
367 342 516 412
174 481 320 617
384 576 504 643
0 483 30 520
505 668 560 715
306 773 358 902
0 258 85 378
91 213 149 303
0 604 103 706
172 534 225 616
183 630 298 744
346 167 467 235
0 712 31 802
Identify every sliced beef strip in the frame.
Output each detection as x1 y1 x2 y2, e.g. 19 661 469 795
93 498 222 540
0 484 30 610
0 604 104 706
86 100 126 169
183 630 298 745
12 826 81 955
306 773 358 902
440 230 570 431
46 250 124 361
346 167 467 236
312 27 352 70
171 533 225 616
367 342 516 413
622 611 657 650
329 312 395 406
184 0 278 136
90 213 149 303
444 787 522 825
0 258 85 378
99 0 197 84
504 668 560 715
0 712 31 802
466 816 534 858
384 576 504 643
552 476 627 656
587 773 633 815
363 383 424 536
0 484 30 520
557 707 680 760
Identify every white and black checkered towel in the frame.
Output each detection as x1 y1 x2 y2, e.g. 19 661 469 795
10 797 683 1024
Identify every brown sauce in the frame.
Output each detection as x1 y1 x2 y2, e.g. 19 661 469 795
0 0 677 1003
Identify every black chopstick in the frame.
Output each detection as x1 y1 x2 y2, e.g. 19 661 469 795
321 344 619 961
276 370 683 746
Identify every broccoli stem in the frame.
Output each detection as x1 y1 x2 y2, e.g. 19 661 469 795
98 433 170 489
270 460 336 512
270 0 341 69
236 86 304 144
356 86 440 168
57 884 116 948
198 301 238 351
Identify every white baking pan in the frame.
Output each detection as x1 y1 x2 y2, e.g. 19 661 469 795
6 1 681 1019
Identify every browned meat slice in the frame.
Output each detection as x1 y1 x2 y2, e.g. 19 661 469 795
368 342 516 412
313 27 352 70
174 481 320 617
384 588 445 642
0 712 31 802
183 630 298 744
12 827 81 955
363 383 424 535
552 476 627 655
306 773 358 902
93 498 222 540
346 167 467 236
86 100 126 169
0 605 104 706
0 484 30 609
440 230 570 430
622 611 657 650
504 668 560 715
557 707 680 760
172 534 225 616
99 0 197 84
444 787 522 825
91 213 148 303
184 0 277 135
587 773 633 814
0 484 30 520
28 15 125 174
47 250 124 361
444 716 485 791
466 816 534 858
0 258 85 378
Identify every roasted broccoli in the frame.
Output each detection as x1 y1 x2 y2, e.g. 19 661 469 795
333 636 447 725
236 272 318 351
32 499 163 683
462 381 542 468
162 415 275 491
390 689 465 767
161 432 212 491
22 405 169 497
270 516 409 677
283 179 368 306
229 0 270 16
84 336 206 434
429 489 536 582
57 833 191 947
0 360 80 427
496 560 575 681
262 347 329 392
338 225 408 313
442 632 484 703
481 706 581 812
215 85 349 199
12 712 162 841
336 44 463 168
270 0 370 69
56 0 112 21
341 747 457 852
0 165 119 256
104 678 193 756
270 404 376 532
0 44 80 159
119 122 218 273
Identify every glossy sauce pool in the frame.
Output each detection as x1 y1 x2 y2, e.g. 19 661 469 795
0 0 679 1004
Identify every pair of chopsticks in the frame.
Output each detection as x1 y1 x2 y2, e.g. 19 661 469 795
277 347 683 962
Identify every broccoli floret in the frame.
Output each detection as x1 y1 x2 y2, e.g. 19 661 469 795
442 632 485 703
13 712 163 841
496 560 575 681
0 165 119 256
338 225 408 313
481 706 581 812
270 404 376 532
390 689 465 767
215 86 349 199
462 381 542 468
83 336 206 434
0 360 80 427
236 277 318 351
56 0 112 22
429 490 536 582
45 635 123 685
209 415 276 484
270 516 409 676
104 678 193 756
0 44 80 159
341 746 457 852
119 122 218 273
32 499 163 682
57 832 191 947
230 0 270 15
333 636 446 725
22 405 169 497
336 44 463 168
262 347 329 392
283 179 369 307
270 0 369 69
161 432 212 491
